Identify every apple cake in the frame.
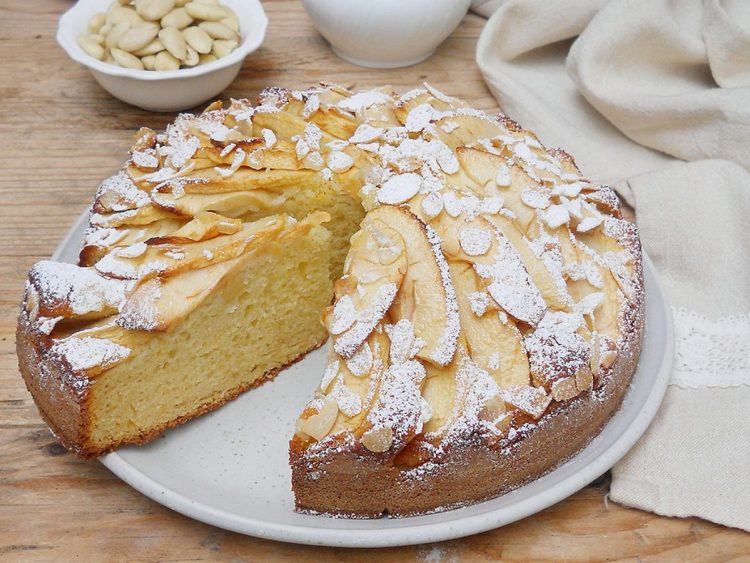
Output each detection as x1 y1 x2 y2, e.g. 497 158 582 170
17 84 644 517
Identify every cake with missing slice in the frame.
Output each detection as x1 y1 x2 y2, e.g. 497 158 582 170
17 84 643 517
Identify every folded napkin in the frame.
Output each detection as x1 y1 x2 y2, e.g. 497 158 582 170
473 0 750 531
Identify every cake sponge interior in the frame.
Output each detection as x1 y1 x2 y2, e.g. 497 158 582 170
87 223 333 452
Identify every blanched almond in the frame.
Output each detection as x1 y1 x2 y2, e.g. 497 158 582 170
198 21 237 40
111 48 145 70
198 53 217 65
118 22 160 52
159 26 187 59
133 38 164 56
185 1 228 21
88 12 106 34
107 6 142 26
78 35 105 60
182 44 199 66
220 14 239 32
183 25 213 54
161 7 193 29
105 21 132 49
142 54 158 70
135 0 175 21
361 426 393 453
154 49 181 70
211 38 237 58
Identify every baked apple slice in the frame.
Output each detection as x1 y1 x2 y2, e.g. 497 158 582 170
368 206 460 367
450 261 530 388
326 214 408 358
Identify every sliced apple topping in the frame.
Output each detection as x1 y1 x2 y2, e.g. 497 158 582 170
346 341 374 377
360 359 427 453
95 215 288 281
328 214 408 358
436 353 511 442
168 212 242 242
472 225 547 327
450 262 531 388
117 255 243 331
28 261 125 324
369 206 460 367
524 311 590 388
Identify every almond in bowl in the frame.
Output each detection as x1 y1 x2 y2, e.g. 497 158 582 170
57 0 267 111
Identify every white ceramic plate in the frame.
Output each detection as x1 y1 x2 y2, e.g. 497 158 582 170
53 210 673 548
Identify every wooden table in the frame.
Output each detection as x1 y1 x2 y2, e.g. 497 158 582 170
1 1 748 560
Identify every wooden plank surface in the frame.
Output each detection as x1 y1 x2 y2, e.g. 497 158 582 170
1 0 748 560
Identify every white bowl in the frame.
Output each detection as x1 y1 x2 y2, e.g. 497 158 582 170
57 0 268 112
301 0 472 68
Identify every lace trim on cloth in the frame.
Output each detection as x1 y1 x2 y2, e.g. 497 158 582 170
671 307 750 389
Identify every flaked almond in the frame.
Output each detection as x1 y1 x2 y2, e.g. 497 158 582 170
478 394 506 423
502 384 551 419
495 164 511 187
327 151 354 173
575 366 594 391
298 398 338 441
377 172 421 205
361 426 393 453
459 227 492 257
600 348 618 369
551 376 578 401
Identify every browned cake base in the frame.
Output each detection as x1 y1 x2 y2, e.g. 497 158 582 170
290 299 643 517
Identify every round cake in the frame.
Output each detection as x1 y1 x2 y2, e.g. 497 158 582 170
17 84 644 517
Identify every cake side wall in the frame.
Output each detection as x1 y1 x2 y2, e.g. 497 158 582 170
16 305 93 456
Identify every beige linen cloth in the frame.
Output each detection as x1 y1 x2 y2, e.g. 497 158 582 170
471 0 750 531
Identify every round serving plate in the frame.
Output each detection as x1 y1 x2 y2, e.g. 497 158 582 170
54 210 673 548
